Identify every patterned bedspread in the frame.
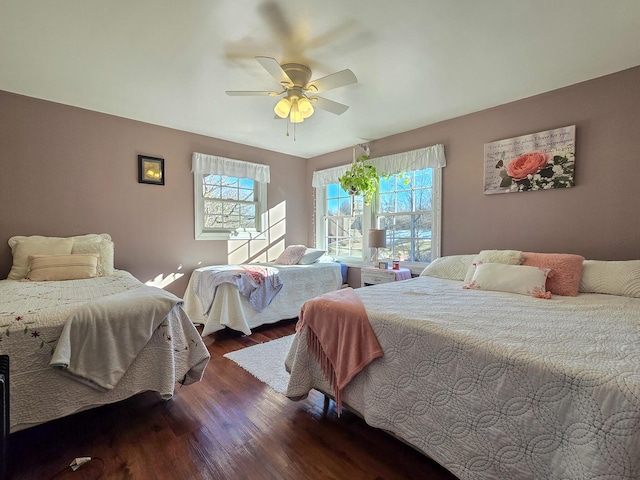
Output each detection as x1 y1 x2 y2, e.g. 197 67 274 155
0 270 210 432
285 276 640 480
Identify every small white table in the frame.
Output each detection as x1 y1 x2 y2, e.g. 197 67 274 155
361 267 411 287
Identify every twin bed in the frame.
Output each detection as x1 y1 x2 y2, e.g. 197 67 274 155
285 253 640 480
1 234 210 433
184 260 344 336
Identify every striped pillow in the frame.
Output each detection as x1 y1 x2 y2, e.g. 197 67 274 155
26 254 99 281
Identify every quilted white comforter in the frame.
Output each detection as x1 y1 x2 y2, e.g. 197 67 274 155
285 276 640 480
184 262 343 336
0 271 210 432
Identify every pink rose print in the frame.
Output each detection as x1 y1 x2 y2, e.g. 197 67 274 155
505 152 549 180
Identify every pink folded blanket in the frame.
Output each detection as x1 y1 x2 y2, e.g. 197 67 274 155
297 287 383 415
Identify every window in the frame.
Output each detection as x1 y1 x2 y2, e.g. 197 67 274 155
192 153 270 240
195 174 265 238
313 145 445 268
377 169 436 263
323 184 364 258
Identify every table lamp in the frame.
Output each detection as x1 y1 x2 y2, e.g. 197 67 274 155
368 229 387 266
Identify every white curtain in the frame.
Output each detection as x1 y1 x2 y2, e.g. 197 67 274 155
311 144 446 187
191 152 270 183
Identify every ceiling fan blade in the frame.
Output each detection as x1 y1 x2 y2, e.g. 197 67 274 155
306 69 357 93
255 56 293 88
225 90 282 96
310 96 350 115
258 1 293 45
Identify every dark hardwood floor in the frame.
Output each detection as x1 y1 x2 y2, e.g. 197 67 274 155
8 320 459 480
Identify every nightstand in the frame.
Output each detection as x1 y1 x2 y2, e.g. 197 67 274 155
361 267 411 287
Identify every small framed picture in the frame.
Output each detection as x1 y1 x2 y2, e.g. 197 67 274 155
138 155 164 185
378 261 388 269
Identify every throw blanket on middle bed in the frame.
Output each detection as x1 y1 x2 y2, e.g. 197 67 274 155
296 287 383 415
50 285 182 391
194 265 284 314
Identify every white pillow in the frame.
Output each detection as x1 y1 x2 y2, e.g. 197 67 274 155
274 245 307 265
8 237 74 280
298 248 326 265
71 240 115 276
465 263 551 297
420 255 476 281
579 260 640 298
8 234 113 279
8 233 110 250
463 250 524 285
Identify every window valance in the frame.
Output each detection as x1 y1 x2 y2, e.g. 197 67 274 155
191 152 271 183
311 144 446 187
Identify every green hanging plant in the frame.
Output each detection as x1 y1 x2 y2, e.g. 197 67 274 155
338 155 379 205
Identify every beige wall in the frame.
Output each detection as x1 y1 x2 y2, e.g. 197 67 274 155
308 66 640 261
0 92 309 296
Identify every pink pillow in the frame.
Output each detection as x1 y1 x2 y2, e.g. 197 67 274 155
274 245 307 265
522 252 585 296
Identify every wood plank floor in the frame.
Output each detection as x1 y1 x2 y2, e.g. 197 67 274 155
8 320 459 480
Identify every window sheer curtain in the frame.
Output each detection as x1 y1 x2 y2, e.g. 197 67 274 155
191 152 271 183
311 144 446 187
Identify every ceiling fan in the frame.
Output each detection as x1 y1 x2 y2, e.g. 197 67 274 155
226 56 357 123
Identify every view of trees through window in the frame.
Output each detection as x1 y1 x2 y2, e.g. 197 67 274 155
325 184 364 258
377 169 433 262
202 174 257 231
323 168 434 262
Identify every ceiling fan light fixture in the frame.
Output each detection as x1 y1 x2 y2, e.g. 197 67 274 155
274 97 292 118
289 101 304 123
297 96 314 119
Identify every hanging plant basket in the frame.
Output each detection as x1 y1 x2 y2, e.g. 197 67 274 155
338 155 379 205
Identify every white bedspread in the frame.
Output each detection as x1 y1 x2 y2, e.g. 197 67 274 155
285 276 640 480
184 262 343 336
0 271 210 432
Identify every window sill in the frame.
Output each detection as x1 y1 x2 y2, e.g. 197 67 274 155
195 230 266 241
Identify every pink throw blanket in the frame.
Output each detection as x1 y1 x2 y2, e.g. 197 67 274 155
297 287 383 415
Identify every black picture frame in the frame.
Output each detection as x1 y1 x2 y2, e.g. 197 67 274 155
378 261 388 269
138 155 165 185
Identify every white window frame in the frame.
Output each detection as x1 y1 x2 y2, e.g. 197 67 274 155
194 174 267 240
313 145 445 273
316 169 441 273
192 152 270 241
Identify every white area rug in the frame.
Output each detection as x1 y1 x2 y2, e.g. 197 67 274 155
223 335 294 394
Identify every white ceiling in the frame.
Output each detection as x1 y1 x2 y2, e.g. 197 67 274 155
2 0 640 159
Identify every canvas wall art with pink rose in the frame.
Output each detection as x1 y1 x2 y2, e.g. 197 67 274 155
483 125 575 194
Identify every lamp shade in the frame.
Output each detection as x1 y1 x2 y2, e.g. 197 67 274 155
368 229 387 248
297 96 314 119
289 101 304 123
274 97 292 118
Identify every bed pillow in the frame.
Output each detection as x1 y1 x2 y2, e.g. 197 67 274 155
7 237 74 280
298 248 326 265
463 250 524 285
26 254 99 281
420 255 476 281
522 252 584 296
274 245 307 265
464 263 551 297
72 240 115 276
8 233 111 250
8 234 113 279
579 260 640 298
